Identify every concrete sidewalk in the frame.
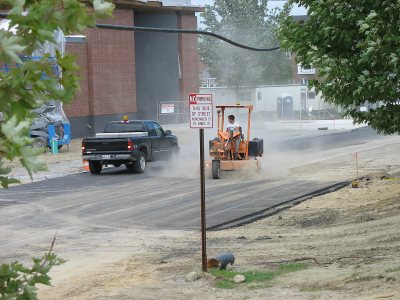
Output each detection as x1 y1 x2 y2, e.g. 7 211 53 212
264 119 367 132
9 159 83 184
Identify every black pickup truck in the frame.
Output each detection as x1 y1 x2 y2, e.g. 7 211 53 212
82 120 179 174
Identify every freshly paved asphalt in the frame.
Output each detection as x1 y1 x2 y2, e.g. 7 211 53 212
0 173 338 230
0 126 383 233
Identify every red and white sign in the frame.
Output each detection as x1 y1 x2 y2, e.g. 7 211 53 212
189 93 213 128
160 103 175 114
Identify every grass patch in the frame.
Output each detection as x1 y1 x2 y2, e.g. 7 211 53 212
300 287 322 292
278 263 308 273
210 263 307 289
386 266 400 273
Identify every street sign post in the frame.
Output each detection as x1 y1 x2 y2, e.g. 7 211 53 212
189 93 213 272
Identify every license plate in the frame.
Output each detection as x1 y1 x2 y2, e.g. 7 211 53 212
102 155 111 159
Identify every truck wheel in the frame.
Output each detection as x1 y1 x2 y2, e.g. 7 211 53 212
133 151 146 173
169 145 180 160
89 161 102 174
125 163 134 170
212 159 221 179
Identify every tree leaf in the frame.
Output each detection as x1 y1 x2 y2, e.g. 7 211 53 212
93 0 115 17
0 31 26 64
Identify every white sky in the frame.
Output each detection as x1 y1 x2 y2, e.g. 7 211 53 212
191 0 307 15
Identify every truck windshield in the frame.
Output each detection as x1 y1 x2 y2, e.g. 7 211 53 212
104 122 146 133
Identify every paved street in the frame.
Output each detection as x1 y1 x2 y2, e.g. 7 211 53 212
0 125 392 262
0 172 339 230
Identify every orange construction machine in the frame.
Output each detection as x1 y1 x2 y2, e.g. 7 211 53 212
207 105 263 179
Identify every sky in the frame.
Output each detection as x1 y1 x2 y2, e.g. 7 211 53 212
191 0 307 16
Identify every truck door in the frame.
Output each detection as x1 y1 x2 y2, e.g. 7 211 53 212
153 122 171 159
145 122 161 160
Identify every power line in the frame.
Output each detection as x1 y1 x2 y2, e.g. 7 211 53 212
0 13 280 52
95 24 280 52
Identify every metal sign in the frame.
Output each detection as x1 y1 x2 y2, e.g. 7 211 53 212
160 103 175 114
189 93 213 128
297 64 316 75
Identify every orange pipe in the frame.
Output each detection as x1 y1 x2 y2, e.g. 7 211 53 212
217 110 221 134
221 107 225 132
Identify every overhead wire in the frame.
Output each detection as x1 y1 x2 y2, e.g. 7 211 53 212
0 12 280 52
94 23 280 52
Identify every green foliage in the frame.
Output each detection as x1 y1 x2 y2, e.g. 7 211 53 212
199 0 292 88
210 263 307 289
0 238 65 300
0 0 114 188
279 0 400 134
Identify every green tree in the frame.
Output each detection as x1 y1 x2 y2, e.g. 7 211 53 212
0 0 114 188
279 0 400 134
199 0 292 88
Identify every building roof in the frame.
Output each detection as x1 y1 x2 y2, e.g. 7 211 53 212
112 0 204 12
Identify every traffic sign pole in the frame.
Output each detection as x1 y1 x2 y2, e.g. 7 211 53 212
199 128 207 272
189 93 213 273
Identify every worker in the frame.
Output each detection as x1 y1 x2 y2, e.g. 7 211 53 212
226 115 241 159
226 115 240 133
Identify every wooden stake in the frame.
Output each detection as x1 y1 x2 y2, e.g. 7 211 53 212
355 152 359 183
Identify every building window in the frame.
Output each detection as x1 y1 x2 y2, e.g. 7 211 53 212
201 78 217 88
257 92 262 101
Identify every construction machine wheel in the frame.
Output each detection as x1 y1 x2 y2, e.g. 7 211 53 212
89 161 102 174
133 151 146 173
212 159 221 179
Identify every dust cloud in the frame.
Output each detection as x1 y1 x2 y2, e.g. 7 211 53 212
152 114 321 180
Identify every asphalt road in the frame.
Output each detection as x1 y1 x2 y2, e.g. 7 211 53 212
0 126 387 257
0 172 340 231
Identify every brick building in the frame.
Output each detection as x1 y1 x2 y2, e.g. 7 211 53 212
64 1 202 137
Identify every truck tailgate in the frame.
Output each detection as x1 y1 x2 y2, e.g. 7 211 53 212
84 138 129 153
